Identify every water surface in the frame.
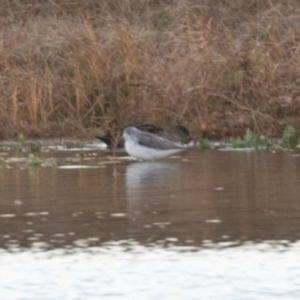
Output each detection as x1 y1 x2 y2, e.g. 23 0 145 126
0 142 300 299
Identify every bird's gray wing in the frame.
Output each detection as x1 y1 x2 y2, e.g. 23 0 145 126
137 132 188 150
120 123 164 134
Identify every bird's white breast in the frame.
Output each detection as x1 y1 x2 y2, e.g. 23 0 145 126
125 140 184 160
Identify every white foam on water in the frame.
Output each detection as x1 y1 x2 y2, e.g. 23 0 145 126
58 165 101 169
0 241 300 300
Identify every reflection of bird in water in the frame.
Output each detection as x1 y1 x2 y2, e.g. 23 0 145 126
125 161 182 222
123 127 191 160
96 124 192 151
125 161 181 189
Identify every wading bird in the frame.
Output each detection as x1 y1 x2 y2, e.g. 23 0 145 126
96 124 191 151
123 126 191 160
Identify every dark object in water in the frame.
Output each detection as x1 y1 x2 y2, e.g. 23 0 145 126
161 125 192 144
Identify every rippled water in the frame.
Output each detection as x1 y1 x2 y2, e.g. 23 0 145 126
1 141 300 299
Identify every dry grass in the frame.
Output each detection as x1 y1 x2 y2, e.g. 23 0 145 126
1 0 300 139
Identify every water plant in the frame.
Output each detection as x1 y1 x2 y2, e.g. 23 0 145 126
0 158 7 169
281 125 299 150
228 125 299 150
30 142 42 155
76 140 85 148
16 133 25 153
62 158 75 165
196 137 211 150
75 140 85 158
229 129 272 149
25 153 43 168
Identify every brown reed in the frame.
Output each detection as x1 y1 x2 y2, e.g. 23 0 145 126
0 0 300 139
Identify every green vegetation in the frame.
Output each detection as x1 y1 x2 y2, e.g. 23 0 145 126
282 125 299 150
16 134 25 153
0 158 7 169
25 153 43 168
158 11 169 29
228 126 299 150
196 137 211 150
30 142 42 155
229 129 272 149
0 1 300 139
62 158 75 165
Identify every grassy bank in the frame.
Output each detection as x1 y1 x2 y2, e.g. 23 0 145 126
0 0 300 139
